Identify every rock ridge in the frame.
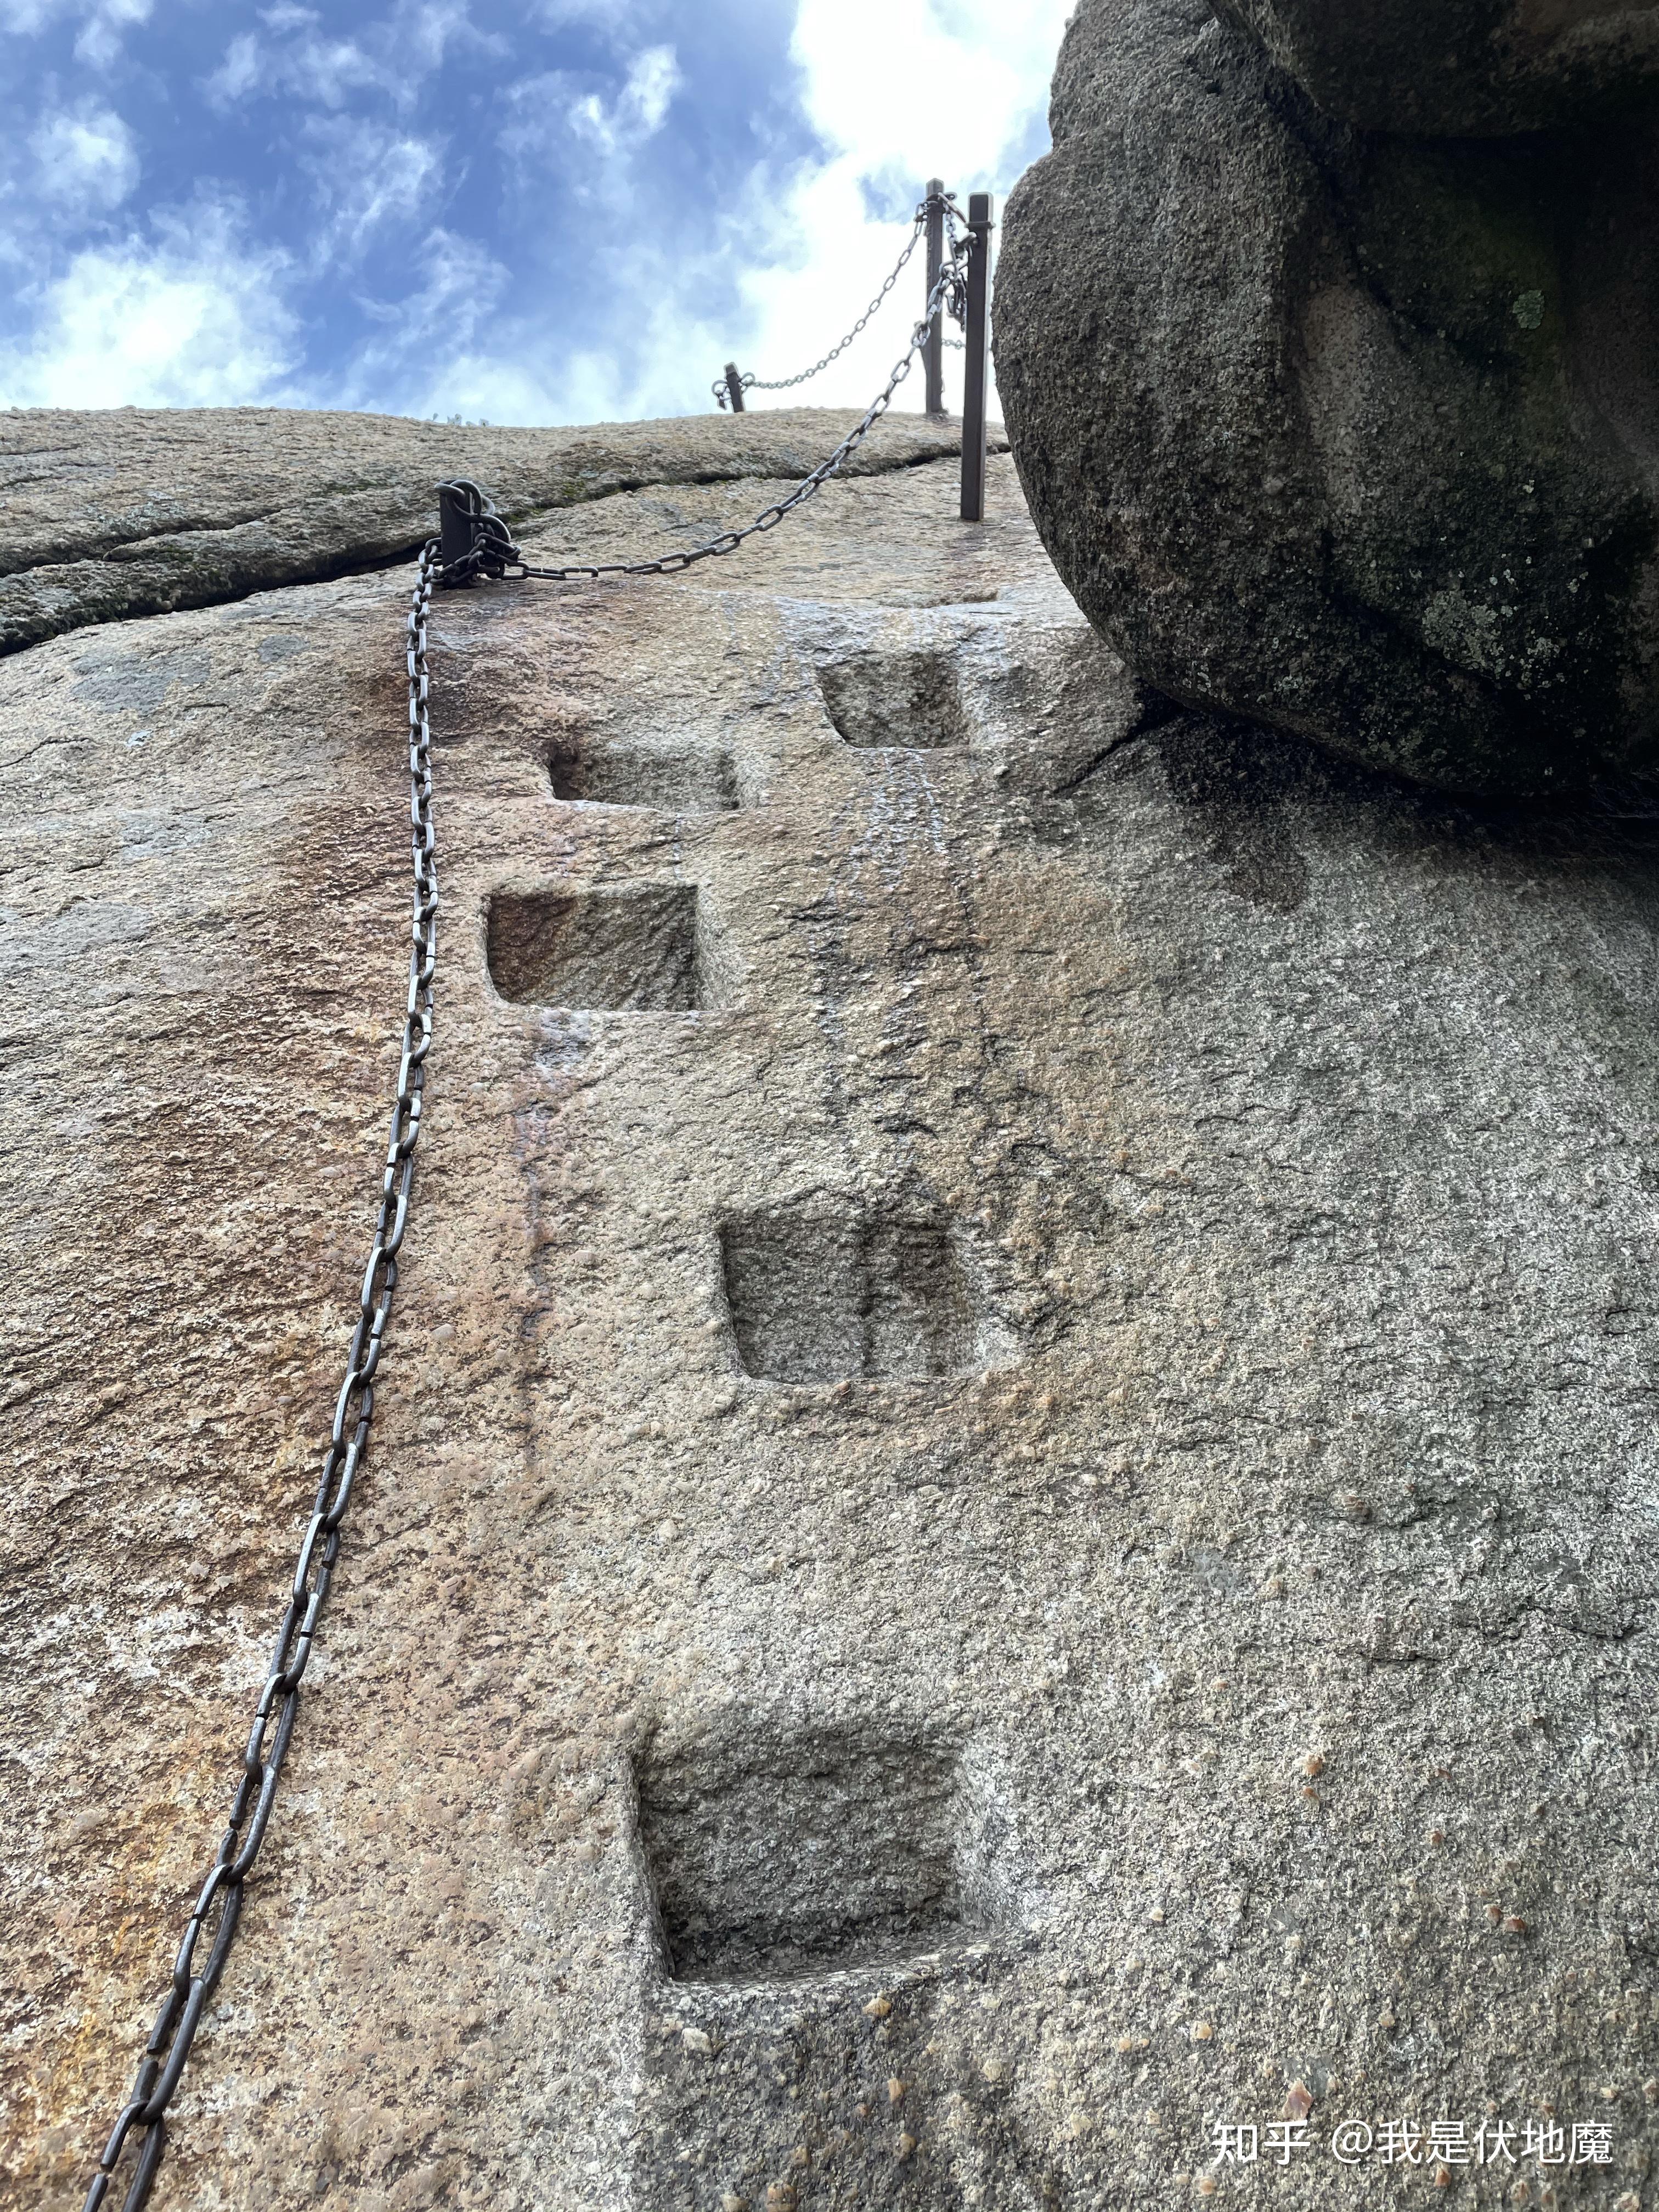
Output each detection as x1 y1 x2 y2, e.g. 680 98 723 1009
0 405 1002 657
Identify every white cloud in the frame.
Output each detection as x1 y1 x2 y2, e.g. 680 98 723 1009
0 0 153 65
502 42 680 181
205 24 393 110
606 42 680 144
471 0 1069 426
205 0 490 115
0 204 300 408
404 238 741 427
417 4 1070 428
397 0 487 76
723 0 1074 417
300 114 443 267
337 224 512 413
527 0 646 22
0 0 1073 429
74 0 149 65
30 99 139 212
205 30 266 103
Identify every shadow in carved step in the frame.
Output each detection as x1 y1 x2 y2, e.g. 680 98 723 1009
719 1205 1002 1383
487 882 714 1010
819 648 968 750
548 735 739 812
624 1726 1043 2210
637 1729 1005 1985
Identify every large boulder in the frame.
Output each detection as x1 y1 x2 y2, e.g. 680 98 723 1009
995 0 1659 796
1214 0 1659 134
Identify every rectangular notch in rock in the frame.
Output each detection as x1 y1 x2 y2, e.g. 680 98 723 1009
549 739 738 814
720 1206 979 1382
488 883 704 1011
819 649 968 750
638 1731 989 1984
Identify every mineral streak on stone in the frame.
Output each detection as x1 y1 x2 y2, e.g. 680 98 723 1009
2 413 1658 2211
1212 0 1659 134
995 0 1659 797
0 404 1000 658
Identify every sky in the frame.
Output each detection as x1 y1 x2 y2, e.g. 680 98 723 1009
0 0 1074 425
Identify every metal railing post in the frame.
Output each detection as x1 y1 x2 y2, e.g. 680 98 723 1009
723 362 746 414
960 191 994 522
924 176 945 416
438 479 482 571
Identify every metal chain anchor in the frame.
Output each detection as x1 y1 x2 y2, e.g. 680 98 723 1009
712 187 965 409
83 214 974 2212
453 246 970 588
83 540 442 2212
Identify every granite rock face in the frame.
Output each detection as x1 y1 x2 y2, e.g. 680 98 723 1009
996 0 1659 797
1213 0 1659 133
0 405 989 658
3 416 1658 2212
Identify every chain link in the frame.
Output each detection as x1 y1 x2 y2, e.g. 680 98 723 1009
459 250 969 590
84 202 977 2212
83 543 442 2212
712 189 962 409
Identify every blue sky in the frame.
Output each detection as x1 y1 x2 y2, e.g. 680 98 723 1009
0 0 1073 423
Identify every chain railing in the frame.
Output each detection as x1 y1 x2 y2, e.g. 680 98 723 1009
80 180 997 2212
460 244 972 589
711 189 958 412
82 545 441 2212
709 177 994 522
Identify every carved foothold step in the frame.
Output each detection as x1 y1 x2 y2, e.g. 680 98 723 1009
819 648 969 751
487 883 707 1011
637 1729 1006 1985
720 1205 986 1383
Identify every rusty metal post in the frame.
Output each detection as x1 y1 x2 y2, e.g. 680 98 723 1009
924 176 945 416
723 362 747 413
960 191 994 522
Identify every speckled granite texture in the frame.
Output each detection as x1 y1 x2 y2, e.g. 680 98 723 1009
2 414 1655 2211
0 404 994 656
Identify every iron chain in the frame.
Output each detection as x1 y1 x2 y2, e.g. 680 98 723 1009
83 543 442 2212
712 189 964 408
466 245 971 590
86 201 975 2211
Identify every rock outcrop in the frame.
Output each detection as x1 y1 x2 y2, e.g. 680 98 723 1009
996 0 1659 797
4 411 1658 2210
1214 0 1659 133
0 405 989 658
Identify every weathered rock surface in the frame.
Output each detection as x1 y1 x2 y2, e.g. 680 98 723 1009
0 405 995 658
996 0 1659 797
3 415 1658 2211
1214 0 1659 134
